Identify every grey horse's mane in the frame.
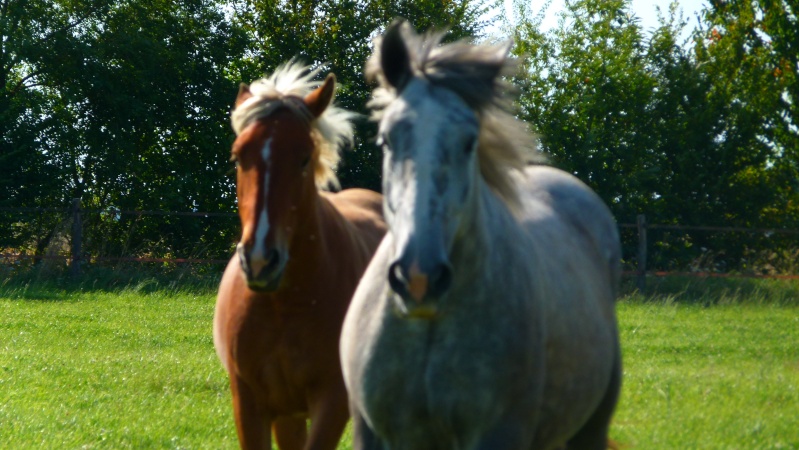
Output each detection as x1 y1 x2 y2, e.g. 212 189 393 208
366 23 543 207
231 60 355 190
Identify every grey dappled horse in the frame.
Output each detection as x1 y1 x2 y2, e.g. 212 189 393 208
340 21 622 450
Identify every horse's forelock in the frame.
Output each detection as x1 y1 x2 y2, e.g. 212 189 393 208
368 22 544 209
232 61 355 190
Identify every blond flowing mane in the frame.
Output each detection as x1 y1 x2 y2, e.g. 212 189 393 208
231 61 355 190
366 24 543 207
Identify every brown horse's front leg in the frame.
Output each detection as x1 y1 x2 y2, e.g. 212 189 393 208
304 385 350 450
230 375 272 450
273 416 308 450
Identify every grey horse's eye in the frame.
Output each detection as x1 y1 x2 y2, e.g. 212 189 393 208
465 137 477 154
377 136 389 152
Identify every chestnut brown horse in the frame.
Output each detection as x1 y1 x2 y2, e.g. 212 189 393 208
214 62 386 450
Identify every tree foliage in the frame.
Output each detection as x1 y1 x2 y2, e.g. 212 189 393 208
228 0 491 191
513 0 658 222
2 0 797 272
1 0 490 261
509 0 799 270
693 0 799 227
2 0 246 257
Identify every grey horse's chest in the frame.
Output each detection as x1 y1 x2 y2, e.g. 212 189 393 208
361 294 545 448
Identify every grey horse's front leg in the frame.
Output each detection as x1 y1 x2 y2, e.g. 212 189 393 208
350 405 384 450
566 343 622 450
474 419 534 450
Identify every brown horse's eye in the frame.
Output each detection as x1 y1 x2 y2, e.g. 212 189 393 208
301 155 311 168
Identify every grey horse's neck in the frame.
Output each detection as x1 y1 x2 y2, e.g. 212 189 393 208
450 179 521 280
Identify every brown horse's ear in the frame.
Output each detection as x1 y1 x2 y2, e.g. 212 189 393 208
304 73 336 118
235 83 252 108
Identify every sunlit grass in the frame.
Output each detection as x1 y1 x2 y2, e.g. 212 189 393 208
612 298 799 448
0 285 237 449
1 276 797 448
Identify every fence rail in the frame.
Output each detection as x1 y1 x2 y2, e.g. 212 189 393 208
0 253 230 264
3 204 799 285
625 214 799 289
1 199 236 277
97 209 237 217
619 222 799 235
0 207 70 213
621 270 799 280
0 206 236 217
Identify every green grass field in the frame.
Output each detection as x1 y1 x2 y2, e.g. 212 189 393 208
1 274 798 449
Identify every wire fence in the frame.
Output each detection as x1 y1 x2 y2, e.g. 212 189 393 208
619 215 799 289
3 203 799 286
0 201 238 276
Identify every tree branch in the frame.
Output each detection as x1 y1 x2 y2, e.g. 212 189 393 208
39 2 110 41
8 71 42 97
3 1 25 64
43 14 91 40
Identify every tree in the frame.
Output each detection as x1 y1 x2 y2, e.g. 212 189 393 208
228 0 493 191
511 0 661 222
2 0 496 263
508 0 799 271
1 0 138 205
1 0 246 259
693 0 799 229
1 0 114 253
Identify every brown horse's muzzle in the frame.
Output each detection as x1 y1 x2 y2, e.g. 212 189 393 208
237 242 286 292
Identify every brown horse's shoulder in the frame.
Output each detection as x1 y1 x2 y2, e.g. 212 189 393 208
320 189 386 250
321 189 385 228
323 188 382 214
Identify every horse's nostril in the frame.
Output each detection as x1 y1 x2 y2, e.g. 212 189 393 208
387 260 452 301
237 244 251 274
428 264 452 298
264 248 281 272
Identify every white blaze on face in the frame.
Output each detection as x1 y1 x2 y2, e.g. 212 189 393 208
249 137 272 275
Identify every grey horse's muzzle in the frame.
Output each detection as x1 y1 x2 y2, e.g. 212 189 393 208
387 251 452 304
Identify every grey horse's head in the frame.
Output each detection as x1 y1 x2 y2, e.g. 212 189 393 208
368 20 535 307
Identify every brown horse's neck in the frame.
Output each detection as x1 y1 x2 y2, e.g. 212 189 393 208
274 186 328 295
292 185 325 249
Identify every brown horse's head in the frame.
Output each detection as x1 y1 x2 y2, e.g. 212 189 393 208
230 70 343 292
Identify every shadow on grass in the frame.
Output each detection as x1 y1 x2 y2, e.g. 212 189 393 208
1 264 223 300
7 266 797 306
620 275 799 306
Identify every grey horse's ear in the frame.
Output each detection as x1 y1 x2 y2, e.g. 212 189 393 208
381 19 412 91
481 40 515 83
497 41 514 66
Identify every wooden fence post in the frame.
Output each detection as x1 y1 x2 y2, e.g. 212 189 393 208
70 198 82 278
636 214 647 291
